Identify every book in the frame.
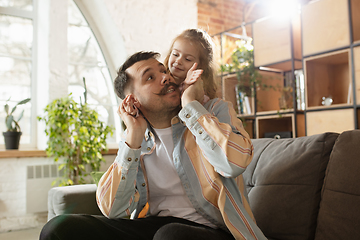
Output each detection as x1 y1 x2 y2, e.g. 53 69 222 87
235 84 251 115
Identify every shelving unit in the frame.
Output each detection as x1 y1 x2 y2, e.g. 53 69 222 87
215 11 304 138
302 0 350 57
253 13 302 71
215 0 359 138
252 12 304 138
301 0 359 135
304 49 352 109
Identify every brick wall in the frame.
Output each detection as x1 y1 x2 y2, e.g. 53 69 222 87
197 0 267 36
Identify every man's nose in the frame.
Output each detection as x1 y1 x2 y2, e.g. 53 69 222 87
160 73 170 85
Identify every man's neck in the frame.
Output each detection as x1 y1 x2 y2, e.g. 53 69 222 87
145 107 180 129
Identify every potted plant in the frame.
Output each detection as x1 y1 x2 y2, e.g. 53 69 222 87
38 78 114 186
3 97 31 149
220 39 262 94
220 39 282 114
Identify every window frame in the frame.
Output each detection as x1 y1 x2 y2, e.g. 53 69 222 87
0 2 37 149
1 0 125 150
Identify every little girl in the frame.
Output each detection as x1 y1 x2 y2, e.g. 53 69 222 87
164 28 218 102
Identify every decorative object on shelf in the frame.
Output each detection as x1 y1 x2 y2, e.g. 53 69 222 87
279 87 293 110
2 97 31 150
264 131 292 139
295 70 305 110
38 78 114 186
235 84 252 115
321 96 333 106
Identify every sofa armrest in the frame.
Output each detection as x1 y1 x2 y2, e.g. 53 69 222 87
47 184 103 221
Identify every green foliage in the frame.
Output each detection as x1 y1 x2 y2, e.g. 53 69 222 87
4 98 31 132
38 83 114 186
220 40 282 95
220 40 262 95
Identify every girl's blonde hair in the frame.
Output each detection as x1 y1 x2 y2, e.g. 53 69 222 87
164 28 217 99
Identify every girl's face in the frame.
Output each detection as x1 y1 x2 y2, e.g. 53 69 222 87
168 38 200 84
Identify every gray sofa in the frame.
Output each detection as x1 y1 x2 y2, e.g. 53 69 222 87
47 130 360 240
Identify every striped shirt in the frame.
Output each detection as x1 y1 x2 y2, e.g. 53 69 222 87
96 99 267 240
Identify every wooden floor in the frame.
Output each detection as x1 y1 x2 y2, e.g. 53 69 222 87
0 226 43 240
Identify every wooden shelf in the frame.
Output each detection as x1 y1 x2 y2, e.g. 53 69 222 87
306 109 354 136
256 71 285 113
242 118 255 139
256 113 305 139
255 109 295 116
256 114 294 139
222 73 255 115
304 49 352 108
351 0 360 43
260 60 303 72
302 0 350 56
354 46 360 104
253 13 301 69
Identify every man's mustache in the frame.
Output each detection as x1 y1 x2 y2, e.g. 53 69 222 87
154 82 179 95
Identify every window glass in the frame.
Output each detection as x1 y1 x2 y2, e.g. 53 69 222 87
0 0 33 11
0 13 32 144
68 0 118 144
0 14 32 57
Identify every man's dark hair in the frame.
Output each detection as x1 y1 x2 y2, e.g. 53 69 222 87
114 51 160 99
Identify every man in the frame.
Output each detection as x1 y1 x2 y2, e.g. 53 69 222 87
40 51 266 240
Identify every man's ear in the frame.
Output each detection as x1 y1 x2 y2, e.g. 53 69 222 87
133 96 141 109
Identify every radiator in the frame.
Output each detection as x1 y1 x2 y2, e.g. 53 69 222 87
26 164 62 213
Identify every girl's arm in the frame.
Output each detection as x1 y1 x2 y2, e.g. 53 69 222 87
179 99 253 177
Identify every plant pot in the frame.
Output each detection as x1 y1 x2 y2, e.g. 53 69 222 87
3 131 22 150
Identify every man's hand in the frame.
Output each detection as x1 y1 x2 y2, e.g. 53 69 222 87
181 63 205 106
118 94 147 149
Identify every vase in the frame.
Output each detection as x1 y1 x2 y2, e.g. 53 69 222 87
3 131 22 150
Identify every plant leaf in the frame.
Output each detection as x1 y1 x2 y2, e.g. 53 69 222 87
10 106 17 115
4 104 9 114
6 115 14 130
17 98 31 105
17 110 24 122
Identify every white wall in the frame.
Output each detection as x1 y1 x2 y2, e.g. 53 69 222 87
102 0 198 63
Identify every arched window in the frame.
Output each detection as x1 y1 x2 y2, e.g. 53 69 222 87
67 0 119 144
0 0 121 149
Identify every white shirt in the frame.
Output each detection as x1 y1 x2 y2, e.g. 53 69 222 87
143 127 215 228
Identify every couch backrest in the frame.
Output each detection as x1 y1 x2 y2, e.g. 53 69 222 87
314 130 360 240
243 132 339 240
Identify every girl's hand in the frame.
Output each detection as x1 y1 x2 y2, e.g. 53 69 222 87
118 94 147 149
183 63 203 85
181 63 205 106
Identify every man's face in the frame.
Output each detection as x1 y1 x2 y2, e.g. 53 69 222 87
126 58 181 116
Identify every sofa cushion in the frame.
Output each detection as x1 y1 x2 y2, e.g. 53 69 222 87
243 132 339 240
47 184 102 221
315 130 360 240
